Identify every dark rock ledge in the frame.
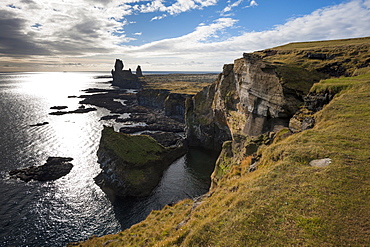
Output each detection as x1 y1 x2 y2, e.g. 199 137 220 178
29 121 49 127
9 157 73 182
49 107 97 115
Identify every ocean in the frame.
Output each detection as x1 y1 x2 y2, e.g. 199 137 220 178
0 72 217 246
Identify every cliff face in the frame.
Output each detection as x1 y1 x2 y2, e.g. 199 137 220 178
137 89 190 122
186 53 312 152
76 37 370 247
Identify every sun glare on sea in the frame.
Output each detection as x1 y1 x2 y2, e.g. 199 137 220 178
20 72 88 105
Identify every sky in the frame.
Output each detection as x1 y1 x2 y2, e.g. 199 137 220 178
1 0 370 72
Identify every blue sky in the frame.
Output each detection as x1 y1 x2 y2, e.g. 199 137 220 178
1 0 370 72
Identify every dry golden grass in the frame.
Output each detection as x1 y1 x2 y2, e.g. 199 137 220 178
74 72 370 246
141 73 218 95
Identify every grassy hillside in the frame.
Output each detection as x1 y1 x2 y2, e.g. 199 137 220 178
141 73 218 95
74 75 370 247
72 37 370 246
257 36 370 77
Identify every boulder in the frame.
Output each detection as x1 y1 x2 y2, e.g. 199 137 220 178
309 158 332 167
9 157 73 182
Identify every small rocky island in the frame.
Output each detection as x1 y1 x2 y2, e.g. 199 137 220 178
9 157 73 182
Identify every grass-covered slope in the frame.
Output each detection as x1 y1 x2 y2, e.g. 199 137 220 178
74 71 370 245
99 126 166 167
141 74 218 95
258 36 370 78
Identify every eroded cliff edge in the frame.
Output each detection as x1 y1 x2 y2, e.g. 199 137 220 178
74 37 370 247
186 53 322 155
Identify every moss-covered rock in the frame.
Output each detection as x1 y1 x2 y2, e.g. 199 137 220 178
95 126 187 198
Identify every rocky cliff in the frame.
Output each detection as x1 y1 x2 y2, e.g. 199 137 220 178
186 39 370 183
185 53 321 152
74 36 370 247
137 89 190 122
95 126 186 198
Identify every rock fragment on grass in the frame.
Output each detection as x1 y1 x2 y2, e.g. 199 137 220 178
309 158 332 167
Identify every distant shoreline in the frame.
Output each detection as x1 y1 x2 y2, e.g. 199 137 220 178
0 71 220 75
94 71 219 79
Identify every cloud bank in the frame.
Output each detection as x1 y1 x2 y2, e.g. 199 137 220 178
0 0 370 71
120 0 370 69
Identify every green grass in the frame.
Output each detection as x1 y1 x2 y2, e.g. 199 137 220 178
258 36 370 77
311 71 370 93
99 126 165 166
273 36 370 50
75 73 370 246
275 64 324 94
141 74 218 95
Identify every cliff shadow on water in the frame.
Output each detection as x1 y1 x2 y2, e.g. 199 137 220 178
107 147 219 231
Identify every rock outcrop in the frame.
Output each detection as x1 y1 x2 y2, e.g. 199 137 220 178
289 91 334 133
111 59 141 89
95 126 186 198
136 65 143 77
186 53 314 151
9 157 73 182
137 89 190 122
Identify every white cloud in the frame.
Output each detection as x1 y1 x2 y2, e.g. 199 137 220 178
123 17 237 55
137 0 218 15
1 0 370 72
151 14 167 21
134 32 142 35
117 0 370 70
220 0 243 15
249 0 258 7
0 0 128 56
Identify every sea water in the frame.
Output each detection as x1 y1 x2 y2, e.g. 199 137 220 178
0 72 217 246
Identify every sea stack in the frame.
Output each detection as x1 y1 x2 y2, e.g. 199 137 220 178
111 59 141 89
136 65 143 77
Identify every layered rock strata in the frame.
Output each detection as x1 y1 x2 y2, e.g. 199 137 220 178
186 53 312 152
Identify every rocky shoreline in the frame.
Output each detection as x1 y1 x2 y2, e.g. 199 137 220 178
76 68 216 198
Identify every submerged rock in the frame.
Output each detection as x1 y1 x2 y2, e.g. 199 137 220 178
29 121 49 127
50 106 68 110
95 126 187 198
49 107 97 115
9 157 73 182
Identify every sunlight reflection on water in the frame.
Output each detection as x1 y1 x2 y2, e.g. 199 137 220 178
0 72 217 246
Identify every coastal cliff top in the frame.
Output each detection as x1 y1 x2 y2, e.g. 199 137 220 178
76 71 370 247
76 37 370 246
99 126 166 167
140 73 218 95
253 36 370 77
